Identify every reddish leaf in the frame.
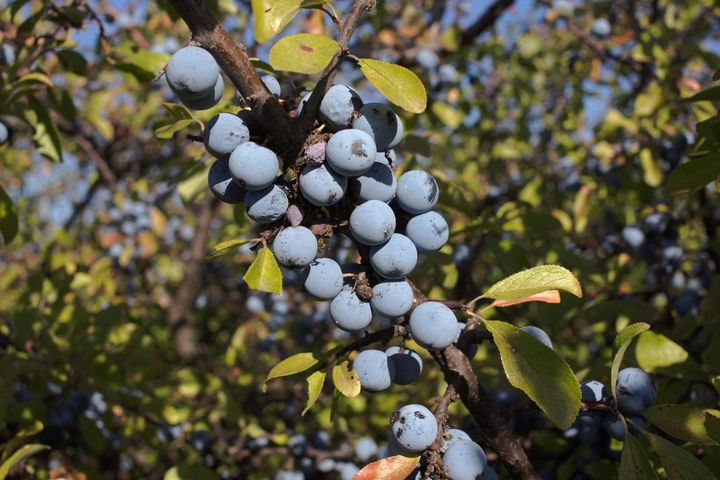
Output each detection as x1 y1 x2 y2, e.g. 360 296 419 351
353 455 420 480
490 290 561 308
311 223 332 237
286 204 304 227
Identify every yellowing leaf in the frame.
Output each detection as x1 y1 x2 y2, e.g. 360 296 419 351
485 320 580 429
431 101 463 128
482 265 582 301
243 246 283 294
25 97 63 163
269 34 338 74
302 370 326 415
644 404 720 445
154 118 197 139
332 361 361 398
265 352 320 383
572 183 595 233
252 0 302 43
0 444 50 480
208 238 254 260
358 58 427 113
644 431 717 480
640 148 663 187
14 72 54 89
177 167 210 204
353 455 420 480
610 322 650 401
490 290 561 308
634 331 705 381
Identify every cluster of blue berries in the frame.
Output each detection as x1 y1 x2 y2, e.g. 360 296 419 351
166 44 459 367
386 403 496 479
570 368 656 443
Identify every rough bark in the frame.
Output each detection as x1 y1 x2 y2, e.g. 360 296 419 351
433 346 540 480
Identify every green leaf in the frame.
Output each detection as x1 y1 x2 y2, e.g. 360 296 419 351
484 320 580 429
705 413 720 442
645 404 720 445
163 103 193 121
208 238 254 259
332 361 361 398
265 352 320 383
713 376 720 395
634 331 705 381
49 88 77 122
78 416 105 455
177 166 210 204
682 85 720 102
610 323 650 400
357 58 427 113
56 49 88 75
302 369 326 415
619 435 659 480
482 265 582 301
25 97 63 163
243 246 283 294
0 444 49 480
112 42 170 82
10 0 32 19
666 154 720 195
249 58 276 73
0 422 43 463
0 185 18 246
154 118 196 140
644 431 717 480
164 465 221 480
269 34 338 74
13 72 54 89
251 0 302 44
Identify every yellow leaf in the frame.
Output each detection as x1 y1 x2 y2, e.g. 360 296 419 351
332 361 361 398
252 0 302 43
640 148 663 187
243 246 283 294
208 238 254 259
265 352 320 384
302 370 326 415
358 58 427 113
269 34 338 74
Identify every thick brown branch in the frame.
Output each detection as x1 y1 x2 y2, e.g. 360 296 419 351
167 0 300 156
432 346 539 480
